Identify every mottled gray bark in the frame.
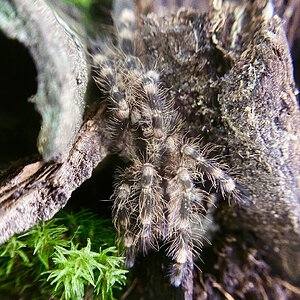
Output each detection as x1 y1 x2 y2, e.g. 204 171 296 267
0 0 88 162
0 0 94 242
0 0 299 299
139 0 300 286
0 103 108 244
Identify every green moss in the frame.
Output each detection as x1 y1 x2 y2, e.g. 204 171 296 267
62 0 94 10
0 210 128 299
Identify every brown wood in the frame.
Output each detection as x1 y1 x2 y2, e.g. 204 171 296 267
0 0 300 299
0 103 108 244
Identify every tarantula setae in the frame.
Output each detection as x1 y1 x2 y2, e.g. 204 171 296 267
92 0 242 289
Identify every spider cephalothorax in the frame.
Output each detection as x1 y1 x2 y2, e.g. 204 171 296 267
92 0 241 288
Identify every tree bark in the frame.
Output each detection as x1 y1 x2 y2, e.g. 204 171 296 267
0 0 300 299
0 0 88 162
0 103 108 244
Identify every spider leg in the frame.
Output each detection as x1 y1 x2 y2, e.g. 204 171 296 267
94 0 244 292
113 0 136 55
112 181 137 268
113 161 164 266
181 143 238 196
165 137 240 287
166 166 198 286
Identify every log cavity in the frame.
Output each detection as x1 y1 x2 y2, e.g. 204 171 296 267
0 31 40 167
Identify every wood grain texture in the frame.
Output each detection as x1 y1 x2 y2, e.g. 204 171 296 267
0 104 108 244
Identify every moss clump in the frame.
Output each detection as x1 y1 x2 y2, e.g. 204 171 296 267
0 210 128 300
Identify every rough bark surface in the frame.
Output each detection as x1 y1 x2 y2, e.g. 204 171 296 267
0 0 88 162
0 104 108 244
139 0 300 285
0 0 299 299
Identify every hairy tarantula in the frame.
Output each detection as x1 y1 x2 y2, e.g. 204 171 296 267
92 0 242 289
0 0 299 298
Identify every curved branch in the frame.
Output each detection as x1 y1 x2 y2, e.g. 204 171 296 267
0 104 108 244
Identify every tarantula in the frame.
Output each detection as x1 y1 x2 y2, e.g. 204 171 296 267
92 0 241 288
1 0 299 298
